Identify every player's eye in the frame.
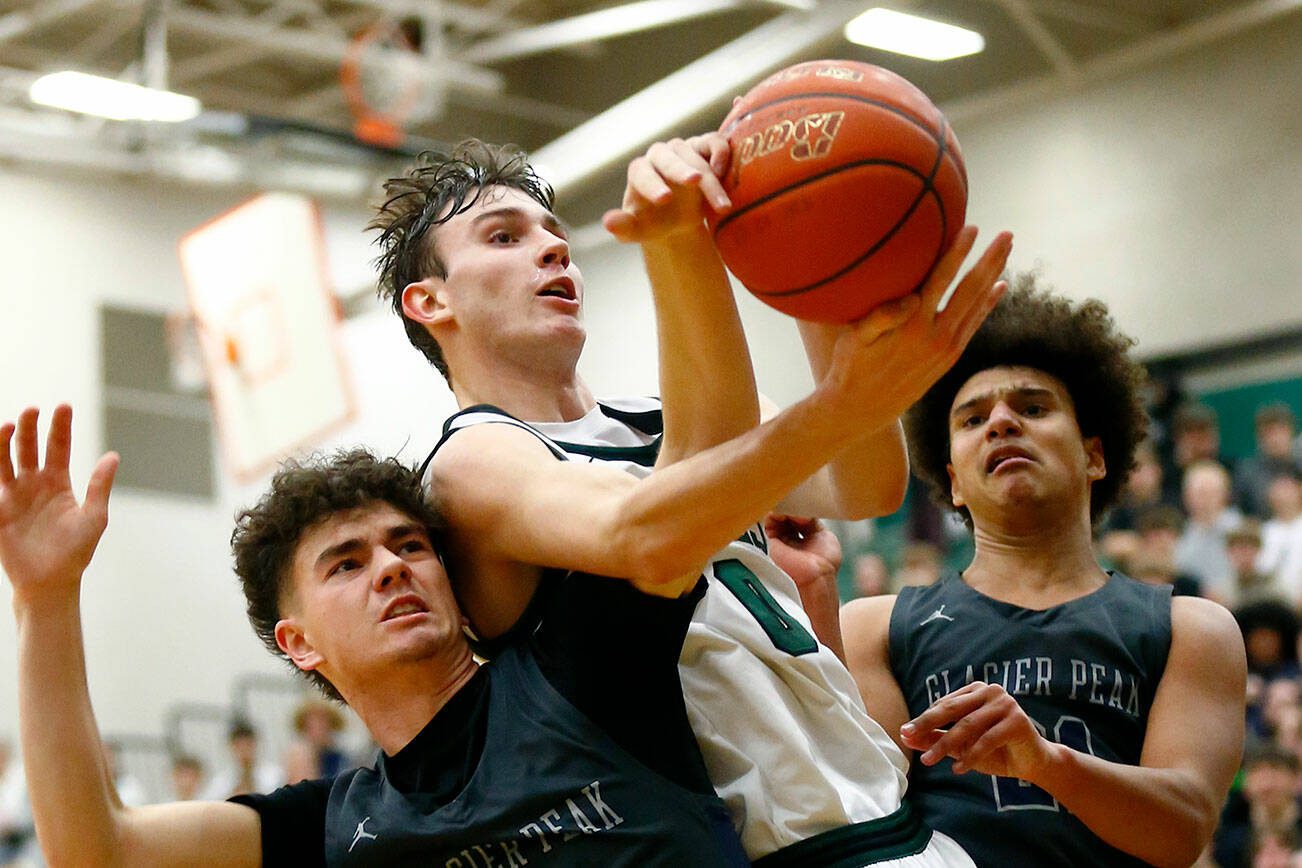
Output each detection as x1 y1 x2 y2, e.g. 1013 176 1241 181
961 414 985 428
328 558 361 578
488 229 516 244
399 538 428 554
1024 404 1046 417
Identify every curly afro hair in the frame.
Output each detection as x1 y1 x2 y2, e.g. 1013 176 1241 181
905 273 1149 527
369 140 554 384
231 449 443 702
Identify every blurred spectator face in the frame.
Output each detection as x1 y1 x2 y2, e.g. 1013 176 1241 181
1098 530 1140 572
1267 475 1301 521
1245 756 1301 813
171 756 203 801
1247 627 1287 671
1260 419 1298 461
1264 679 1301 733
1183 461 1231 523
1128 550 1176 586
1175 422 1220 468
1230 536 1265 574
853 554 889 597
231 732 258 768
302 708 339 748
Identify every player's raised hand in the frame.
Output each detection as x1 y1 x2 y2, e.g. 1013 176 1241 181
899 681 1056 781
817 228 1012 434
603 133 733 243
0 405 118 604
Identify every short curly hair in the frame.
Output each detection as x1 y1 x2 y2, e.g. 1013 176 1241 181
905 274 1149 527
369 140 555 384
231 449 443 702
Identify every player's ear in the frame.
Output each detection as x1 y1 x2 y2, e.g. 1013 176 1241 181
402 278 455 328
947 463 966 508
276 618 325 674
1084 436 1106 482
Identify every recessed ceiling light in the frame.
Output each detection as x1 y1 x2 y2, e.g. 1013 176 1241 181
844 8 985 62
30 71 201 122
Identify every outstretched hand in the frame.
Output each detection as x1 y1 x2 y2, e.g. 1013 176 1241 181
603 133 733 244
818 227 1013 433
0 405 118 603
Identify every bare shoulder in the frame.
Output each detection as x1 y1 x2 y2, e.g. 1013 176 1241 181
1166 595 1246 680
840 594 900 657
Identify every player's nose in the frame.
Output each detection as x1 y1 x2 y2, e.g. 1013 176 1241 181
372 546 412 591
537 232 570 269
985 402 1022 438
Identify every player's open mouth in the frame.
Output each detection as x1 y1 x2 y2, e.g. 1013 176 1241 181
381 595 429 622
536 277 577 301
985 447 1033 474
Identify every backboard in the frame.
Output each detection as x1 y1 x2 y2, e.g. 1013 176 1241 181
177 192 355 483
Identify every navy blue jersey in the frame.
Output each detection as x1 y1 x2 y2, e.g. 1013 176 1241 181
236 572 746 867
889 573 1172 867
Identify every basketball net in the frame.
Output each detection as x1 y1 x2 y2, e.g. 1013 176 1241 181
339 19 423 149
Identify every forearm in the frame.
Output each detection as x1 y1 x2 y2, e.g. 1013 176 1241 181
792 321 908 518
14 592 126 867
643 227 759 467
611 389 854 584
1032 745 1217 867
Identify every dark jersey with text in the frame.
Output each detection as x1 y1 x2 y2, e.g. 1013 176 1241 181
234 573 746 867
889 573 1172 867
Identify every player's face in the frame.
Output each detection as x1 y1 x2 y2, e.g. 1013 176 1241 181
411 185 585 362
946 366 1105 528
276 503 467 698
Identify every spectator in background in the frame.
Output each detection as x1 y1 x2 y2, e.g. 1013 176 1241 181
1165 402 1226 503
283 700 350 785
1176 460 1244 603
1214 744 1302 868
1237 404 1301 518
200 719 281 800
1227 522 1281 607
851 552 890 598
1259 470 1302 601
1104 440 1171 532
1128 547 1202 597
169 755 204 802
1134 505 1202 596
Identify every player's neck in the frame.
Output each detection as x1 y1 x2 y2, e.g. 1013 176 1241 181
451 353 595 423
347 647 481 756
964 511 1106 605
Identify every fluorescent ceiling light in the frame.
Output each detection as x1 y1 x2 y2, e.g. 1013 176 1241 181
30 71 201 122
844 8 984 61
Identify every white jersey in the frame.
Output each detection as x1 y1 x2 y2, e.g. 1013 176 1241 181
430 399 961 864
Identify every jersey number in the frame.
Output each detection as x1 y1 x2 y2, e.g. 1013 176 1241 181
992 715 1095 812
714 559 818 656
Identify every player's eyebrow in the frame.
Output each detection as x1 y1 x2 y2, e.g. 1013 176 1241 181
313 523 426 570
471 206 569 236
951 386 1057 419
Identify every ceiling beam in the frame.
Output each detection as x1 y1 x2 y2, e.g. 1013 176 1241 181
461 0 745 64
167 6 504 95
0 0 106 44
531 0 870 196
341 0 527 35
1024 0 1156 35
945 0 1301 125
172 1 309 84
995 0 1078 77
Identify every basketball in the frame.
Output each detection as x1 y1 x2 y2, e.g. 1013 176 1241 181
708 60 968 323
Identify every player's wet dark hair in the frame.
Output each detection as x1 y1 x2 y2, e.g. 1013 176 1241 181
231 449 443 702
370 139 555 384
905 274 1149 527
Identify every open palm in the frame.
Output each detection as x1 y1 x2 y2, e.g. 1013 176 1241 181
0 405 118 598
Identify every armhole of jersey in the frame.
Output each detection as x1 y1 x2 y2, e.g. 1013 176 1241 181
886 586 917 686
418 404 570 482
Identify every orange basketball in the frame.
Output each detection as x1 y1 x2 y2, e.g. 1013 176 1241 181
708 60 967 323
